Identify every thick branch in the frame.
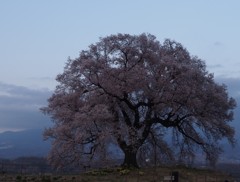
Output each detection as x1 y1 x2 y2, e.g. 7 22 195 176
121 108 132 127
177 125 203 145
152 113 204 145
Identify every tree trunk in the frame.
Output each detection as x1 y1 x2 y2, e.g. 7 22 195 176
122 148 139 168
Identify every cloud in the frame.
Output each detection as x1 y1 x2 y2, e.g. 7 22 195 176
28 76 54 81
0 82 52 130
215 76 240 98
0 82 51 110
215 76 240 136
0 76 239 135
214 41 222 46
0 143 13 150
26 76 57 90
0 128 25 133
207 64 223 69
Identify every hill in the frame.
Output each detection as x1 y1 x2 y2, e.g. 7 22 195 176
0 165 236 182
0 129 50 159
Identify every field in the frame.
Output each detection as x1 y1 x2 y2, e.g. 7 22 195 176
0 165 236 182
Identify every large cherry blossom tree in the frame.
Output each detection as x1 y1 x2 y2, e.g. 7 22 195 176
41 33 236 168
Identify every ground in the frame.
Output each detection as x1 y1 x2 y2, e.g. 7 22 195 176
0 166 235 182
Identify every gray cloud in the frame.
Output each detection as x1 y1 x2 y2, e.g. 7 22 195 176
215 76 240 138
0 82 51 108
0 82 52 131
28 76 54 81
207 64 223 69
215 76 240 98
0 76 239 136
214 41 222 46
26 76 57 90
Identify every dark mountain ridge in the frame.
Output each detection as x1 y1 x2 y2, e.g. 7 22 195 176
0 129 50 159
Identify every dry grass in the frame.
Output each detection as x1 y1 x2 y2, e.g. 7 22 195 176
0 165 235 182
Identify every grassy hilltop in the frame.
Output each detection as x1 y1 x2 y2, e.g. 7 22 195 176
0 165 235 182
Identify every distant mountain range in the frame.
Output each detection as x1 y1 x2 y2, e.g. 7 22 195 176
0 125 239 163
0 129 50 159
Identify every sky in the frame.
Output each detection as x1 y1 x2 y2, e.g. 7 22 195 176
0 0 240 132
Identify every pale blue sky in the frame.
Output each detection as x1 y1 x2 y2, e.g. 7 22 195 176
0 1 240 132
1 0 240 90
0 0 240 162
